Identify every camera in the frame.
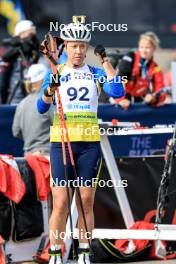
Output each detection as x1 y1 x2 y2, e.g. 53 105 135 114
1 34 40 63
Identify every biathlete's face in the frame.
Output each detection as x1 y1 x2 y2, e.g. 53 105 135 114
65 41 88 67
138 38 155 60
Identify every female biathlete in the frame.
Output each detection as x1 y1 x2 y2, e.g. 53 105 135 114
37 20 124 264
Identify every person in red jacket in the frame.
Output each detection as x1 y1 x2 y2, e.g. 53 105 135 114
116 31 171 109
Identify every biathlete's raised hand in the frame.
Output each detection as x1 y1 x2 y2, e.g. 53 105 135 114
94 44 116 80
40 33 64 103
94 44 107 63
40 35 64 57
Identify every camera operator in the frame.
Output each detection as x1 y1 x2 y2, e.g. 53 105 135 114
0 20 40 105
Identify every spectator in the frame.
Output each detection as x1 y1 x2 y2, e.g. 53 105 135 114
164 50 176 91
115 31 171 109
12 64 52 158
0 20 40 105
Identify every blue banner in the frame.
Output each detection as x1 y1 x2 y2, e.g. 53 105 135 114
1 104 176 157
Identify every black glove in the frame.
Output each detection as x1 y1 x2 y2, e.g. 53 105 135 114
44 74 61 97
49 74 61 89
94 44 107 59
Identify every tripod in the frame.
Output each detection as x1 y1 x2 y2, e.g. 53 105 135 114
6 48 30 104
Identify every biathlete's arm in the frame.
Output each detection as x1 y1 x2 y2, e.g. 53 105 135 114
93 45 125 98
92 65 125 98
37 69 54 114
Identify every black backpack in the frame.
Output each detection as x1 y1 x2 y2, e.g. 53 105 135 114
90 239 152 263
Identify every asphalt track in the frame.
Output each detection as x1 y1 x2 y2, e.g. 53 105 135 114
21 260 176 264
55 260 176 263
68 261 176 264
18 261 171 264
100 261 176 264
20 259 176 264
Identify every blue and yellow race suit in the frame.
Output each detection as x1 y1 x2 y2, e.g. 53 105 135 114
37 63 124 186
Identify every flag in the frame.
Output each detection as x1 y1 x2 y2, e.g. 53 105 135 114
0 0 25 35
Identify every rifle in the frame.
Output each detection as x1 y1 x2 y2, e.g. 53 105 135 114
155 123 176 225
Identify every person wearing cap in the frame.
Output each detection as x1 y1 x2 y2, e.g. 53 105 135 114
37 18 124 264
12 63 52 157
14 19 36 38
0 20 40 105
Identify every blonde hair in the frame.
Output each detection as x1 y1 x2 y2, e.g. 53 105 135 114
139 31 160 49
